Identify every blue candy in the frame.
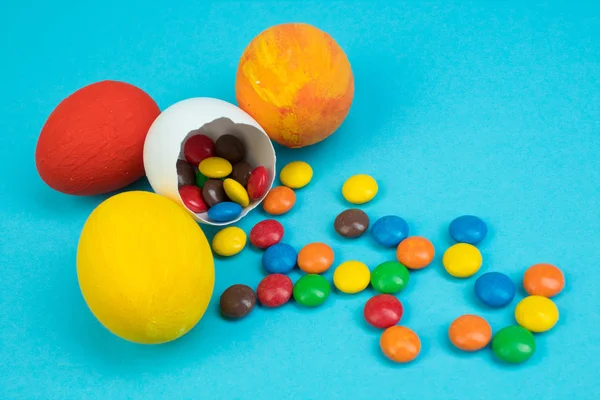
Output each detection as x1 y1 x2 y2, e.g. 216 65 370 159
449 215 487 244
262 243 297 274
371 215 409 247
474 272 516 307
207 202 242 222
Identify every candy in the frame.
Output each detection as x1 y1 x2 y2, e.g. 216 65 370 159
333 261 370 294
396 236 435 270
257 274 293 308
370 261 410 294
207 202 243 222
195 171 208 188
297 242 335 273
492 325 536 364
263 186 296 215
198 156 233 179
212 226 247 257
448 314 492 352
220 284 256 319
514 295 559 333
293 274 331 307
215 134 246 164
179 185 208 213
262 243 297 274
230 161 253 187
449 215 487 245
474 272 515 307
334 209 370 238
176 159 196 187
523 263 565 298
279 161 313 189
342 174 378 204
442 243 482 278
247 166 269 200
250 219 284 249
364 294 403 329
202 179 229 207
183 134 214 165
223 178 250 207
371 215 409 247
380 326 421 363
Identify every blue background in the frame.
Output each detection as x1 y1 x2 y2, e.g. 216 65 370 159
1 1 599 399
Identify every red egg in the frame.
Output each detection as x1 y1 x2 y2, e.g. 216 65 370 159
35 80 160 196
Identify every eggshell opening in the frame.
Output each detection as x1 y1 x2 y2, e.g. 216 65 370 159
143 97 276 226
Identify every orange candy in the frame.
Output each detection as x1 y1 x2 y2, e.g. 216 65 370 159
448 315 492 352
523 263 565 298
297 243 335 273
380 326 421 363
396 236 435 270
263 186 296 215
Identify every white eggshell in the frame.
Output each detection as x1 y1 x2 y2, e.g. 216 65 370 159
143 97 276 225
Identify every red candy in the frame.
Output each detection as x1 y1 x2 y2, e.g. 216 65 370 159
250 219 284 249
364 294 404 329
179 185 208 213
184 134 214 165
257 274 293 307
247 166 269 200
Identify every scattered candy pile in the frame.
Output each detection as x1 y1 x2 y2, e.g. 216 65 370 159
213 161 566 365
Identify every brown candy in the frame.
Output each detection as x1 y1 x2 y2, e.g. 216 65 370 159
202 179 229 207
220 284 256 319
215 134 245 164
334 209 370 238
176 159 196 187
230 161 253 187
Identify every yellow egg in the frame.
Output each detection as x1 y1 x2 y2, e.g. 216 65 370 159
515 295 559 333
77 191 214 344
442 243 482 278
212 226 247 257
342 174 378 204
279 161 313 189
198 157 233 178
333 260 371 294
223 178 250 207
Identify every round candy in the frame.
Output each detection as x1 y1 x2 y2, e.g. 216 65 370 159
523 263 565 298
293 274 331 307
262 243 297 274
211 227 247 257
514 295 559 333
263 186 296 215
396 236 435 270
247 166 269 200
442 243 482 278
380 326 421 363
371 215 409 247
257 274 293 308
198 157 233 179
297 243 335 273
250 219 284 249
215 134 245 164
183 134 215 165
195 171 208 188
202 179 229 207
342 174 378 204
449 215 487 245
492 325 536 364
448 314 492 352
334 209 370 238
371 261 410 294
179 185 208 213
474 272 515 307
333 261 370 294
230 161 253 187
280 161 313 189
177 159 196 187
223 178 250 207
364 294 403 329
220 284 256 319
207 202 242 222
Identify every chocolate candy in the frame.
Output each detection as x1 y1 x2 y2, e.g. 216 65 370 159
179 185 208 213
202 179 228 207
247 166 269 200
257 274 293 308
250 219 284 249
177 159 196 187
230 161 253 187
183 133 214 165
215 134 245 164
195 171 208 188
207 202 243 222
334 209 370 238
220 284 256 319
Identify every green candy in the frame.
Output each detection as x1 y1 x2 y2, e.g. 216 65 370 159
492 325 536 364
195 171 209 188
293 274 331 307
370 261 410 293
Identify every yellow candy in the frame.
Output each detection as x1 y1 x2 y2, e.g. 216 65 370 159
223 178 250 207
198 157 232 178
442 243 482 278
342 174 378 204
211 226 247 257
515 295 559 333
333 260 371 294
279 161 313 189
